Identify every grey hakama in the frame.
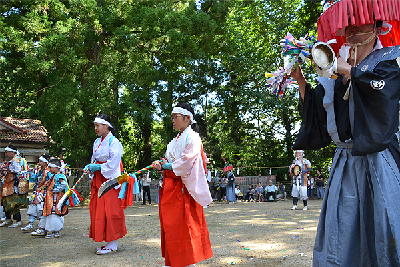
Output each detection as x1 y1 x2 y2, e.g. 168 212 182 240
292 46 400 266
313 143 400 266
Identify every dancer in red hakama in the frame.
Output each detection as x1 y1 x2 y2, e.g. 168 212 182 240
154 103 213 267
85 113 126 255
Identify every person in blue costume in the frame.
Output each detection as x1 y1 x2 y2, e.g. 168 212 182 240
0 145 29 228
42 158 68 238
22 153 50 232
290 1 400 265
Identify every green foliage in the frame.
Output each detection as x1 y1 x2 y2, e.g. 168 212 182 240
1 0 335 180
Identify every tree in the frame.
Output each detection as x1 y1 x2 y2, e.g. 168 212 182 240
1 0 333 178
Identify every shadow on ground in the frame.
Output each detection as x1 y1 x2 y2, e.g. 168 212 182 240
0 199 322 266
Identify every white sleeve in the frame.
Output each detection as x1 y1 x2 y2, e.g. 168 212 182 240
9 160 21 173
100 138 123 179
172 133 212 206
306 159 311 168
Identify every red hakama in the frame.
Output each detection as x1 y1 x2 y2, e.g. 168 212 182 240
159 170 213 267
89 171 127 242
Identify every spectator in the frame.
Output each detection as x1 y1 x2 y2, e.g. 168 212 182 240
245 184 255 202
206 169 212 195
315 170 325 200
276 181 287 201
212 172 220 201
235 185 243 201
226 170 236 204
142 172 151 205
265 180 277 202
254 182 264 202
219 175 227 202
307 176 314 200
136 176 143 203
155 174 163 204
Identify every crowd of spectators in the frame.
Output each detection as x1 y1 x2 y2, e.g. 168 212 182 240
133 169 325 205
207 170 325 203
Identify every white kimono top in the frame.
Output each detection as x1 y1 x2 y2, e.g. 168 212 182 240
165 126 212 206
91 132 123 180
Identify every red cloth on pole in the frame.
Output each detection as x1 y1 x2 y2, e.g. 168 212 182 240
159 169 213 267
89 171 127 242
121 176 135 209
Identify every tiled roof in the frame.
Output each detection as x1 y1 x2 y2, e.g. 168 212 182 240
0 117 52 144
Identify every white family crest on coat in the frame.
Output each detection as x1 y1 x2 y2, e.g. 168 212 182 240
370 80 385 90
361 65 369 72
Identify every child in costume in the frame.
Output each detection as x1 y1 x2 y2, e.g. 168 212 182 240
289 150 311 210
41 158 68 238
153 103 213 267
290 1 400 265
21 153 50 232
84 113 126 255
0 145 29 228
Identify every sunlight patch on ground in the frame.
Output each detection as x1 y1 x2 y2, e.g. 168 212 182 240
217 256 243 265
240 219 271 225
39 262 65 267
143 238 161 244
0 254 32 260
299 220 315 223
241 240 281 251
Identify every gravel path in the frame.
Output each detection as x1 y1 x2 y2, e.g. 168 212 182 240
0 199 322 267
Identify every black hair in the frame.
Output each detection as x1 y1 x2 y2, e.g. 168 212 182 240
49 158 61 167
175 103 199 132
6 144 18 152
96 113 116 136
41 153 50 161
375 20 383 28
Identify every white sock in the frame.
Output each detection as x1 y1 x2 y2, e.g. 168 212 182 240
105 240 118 250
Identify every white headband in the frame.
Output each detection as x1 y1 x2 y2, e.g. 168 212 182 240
93 117 113 128
171 107 197 124
48 163 61 169
39 156 48 164
5 147 19 155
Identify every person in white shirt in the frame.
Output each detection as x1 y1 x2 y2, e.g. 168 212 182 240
234 185 243 201
265 180 277 202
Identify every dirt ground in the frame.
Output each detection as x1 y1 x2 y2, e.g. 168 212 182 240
0 198 323 267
